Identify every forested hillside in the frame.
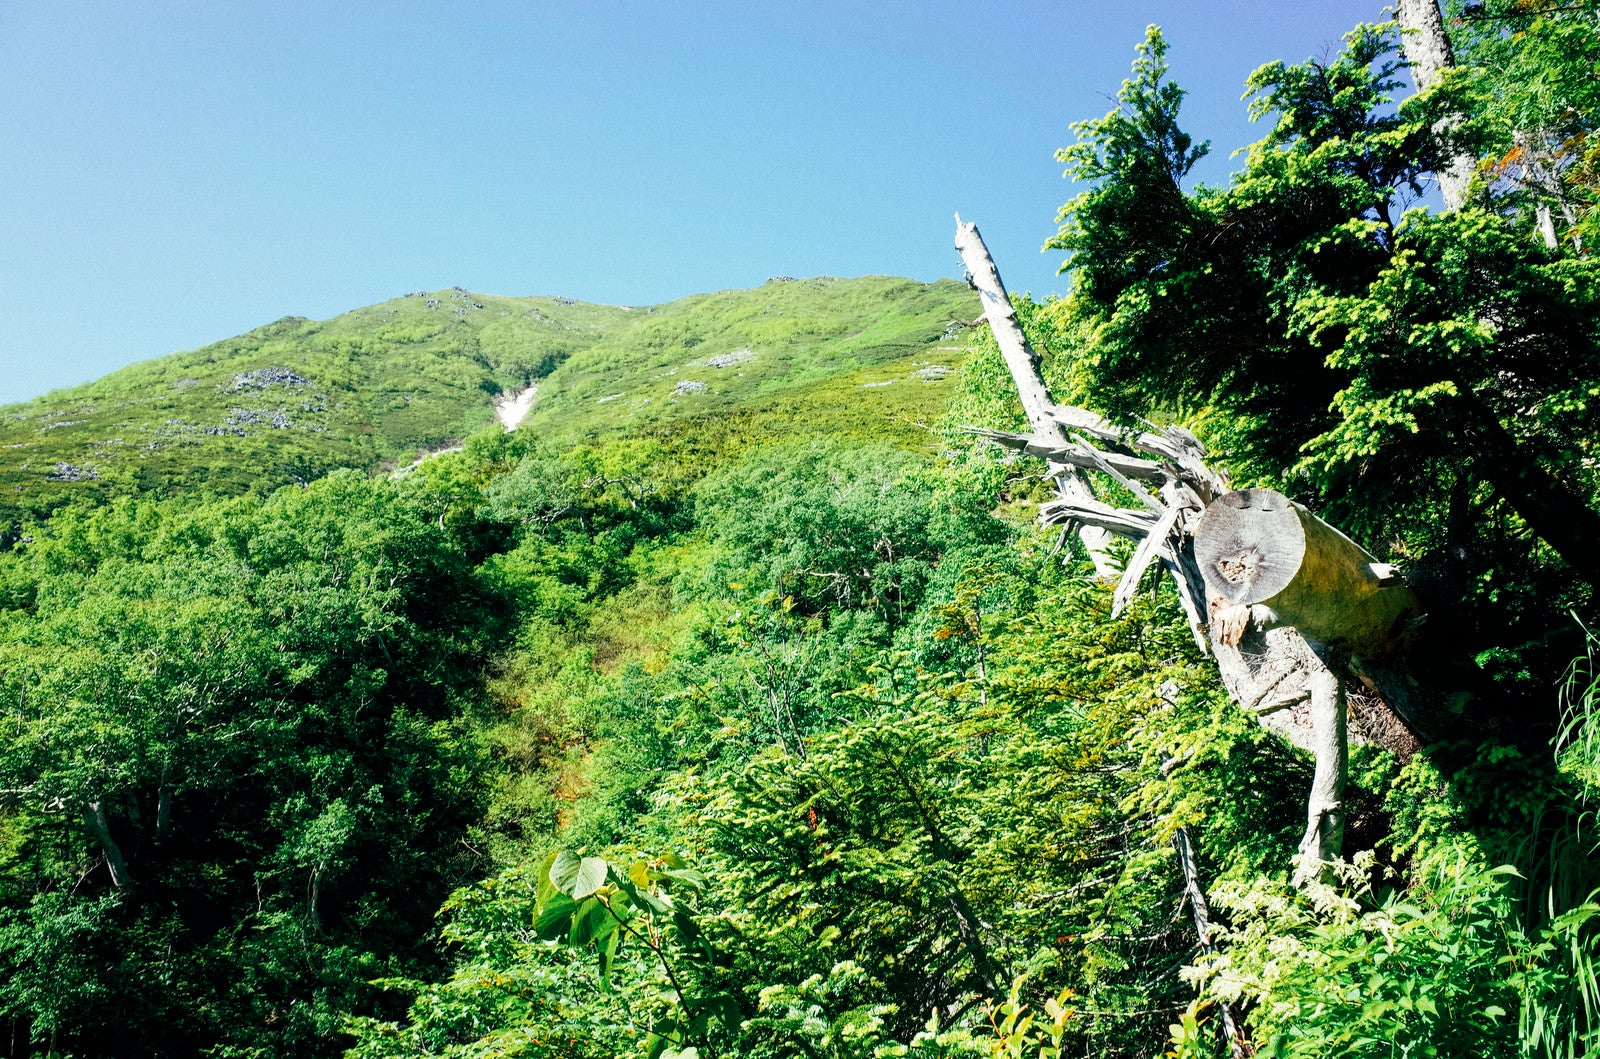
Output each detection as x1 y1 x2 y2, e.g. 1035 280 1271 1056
3 5 1600 1059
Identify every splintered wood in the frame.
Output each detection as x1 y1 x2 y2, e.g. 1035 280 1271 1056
1194 488 1420 661
953 214 1117 579
954 215 1429 880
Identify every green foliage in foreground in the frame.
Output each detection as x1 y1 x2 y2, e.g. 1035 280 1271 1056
0 317 1596 1058
339 17 1600 1052
7 14 1600 1058
335 311 1597 1059
340 416 1600 1059
0 473 504 1056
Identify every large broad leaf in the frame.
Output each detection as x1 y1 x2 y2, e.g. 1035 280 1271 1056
535 851 564 906
548 850 583 897
548 850 609 899
534 892 579 941
573 856 608 899
569 896 618 949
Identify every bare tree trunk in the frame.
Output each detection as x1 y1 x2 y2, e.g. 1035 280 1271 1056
956 220 1435 889
1395 0 1456 93
155 761 173 843
1294 652 1349 886
1174 827 1251 1059
156 787 173 842
1193 488 1420 662
1395 0 1474 210
947 888 1000 1000
954 214 1117 577
1536 205 1560 249
83 800 131 889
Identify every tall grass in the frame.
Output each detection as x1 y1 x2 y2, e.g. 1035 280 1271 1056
1519 622 1600 1058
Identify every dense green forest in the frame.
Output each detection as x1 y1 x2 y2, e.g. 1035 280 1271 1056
3 5 1600 1057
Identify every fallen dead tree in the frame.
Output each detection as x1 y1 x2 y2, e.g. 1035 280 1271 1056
953 215 1428 885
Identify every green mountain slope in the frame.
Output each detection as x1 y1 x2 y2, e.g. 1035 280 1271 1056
0 276 976 526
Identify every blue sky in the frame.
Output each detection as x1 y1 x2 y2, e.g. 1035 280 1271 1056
1 1 1383 406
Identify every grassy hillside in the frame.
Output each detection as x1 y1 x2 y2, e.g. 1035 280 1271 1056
521 275 972 441
0 276 976 526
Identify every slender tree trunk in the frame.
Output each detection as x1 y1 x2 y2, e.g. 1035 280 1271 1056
1395 0 1474 210
1174 827 1250 1058
83 801 131 889
1458 395 1600 587
954 215 1117 577
155 788 172 842
1395 0 1456 92
946 888 1000 999
155 761 173 843
1536 204 1560 250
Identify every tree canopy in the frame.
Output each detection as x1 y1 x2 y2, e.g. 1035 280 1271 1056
1048 20 1600 685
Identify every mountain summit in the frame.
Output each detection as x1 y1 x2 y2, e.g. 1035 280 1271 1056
0 276 976 527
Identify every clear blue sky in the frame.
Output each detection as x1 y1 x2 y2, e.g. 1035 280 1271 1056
0 0 1385 406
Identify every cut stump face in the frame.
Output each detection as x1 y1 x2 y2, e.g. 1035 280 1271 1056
1195 488 1306 605
1193 488 1421 659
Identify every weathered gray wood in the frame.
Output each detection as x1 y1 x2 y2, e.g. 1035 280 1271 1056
1068 433 1167 516
1039 496 1160 538
1396 0 1472 211
1208 610 1320 755
1044 406 1227 503
966 428 1167 482
954 215 1117 575
953 217 1063 442
960 224 1434 887
1294 653 1348 887
966 415 1224 507
1113 504 1182 617
1194 488 1421 661
1159 544 1212 655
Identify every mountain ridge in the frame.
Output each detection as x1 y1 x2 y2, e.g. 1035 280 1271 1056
0 275 977 528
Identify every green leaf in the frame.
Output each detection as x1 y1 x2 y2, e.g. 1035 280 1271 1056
568 896 617 949
548 849 583 897
702 992 740 1028
660 867 706 890
615 869 671 914
572 856 608 899
533 892 578 942
672 910 701 945
535 850 563 905
597 927 620 992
